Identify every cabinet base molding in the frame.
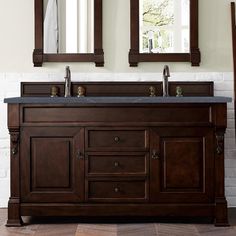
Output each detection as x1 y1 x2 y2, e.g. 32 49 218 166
18 203 230 226
21 203 215 217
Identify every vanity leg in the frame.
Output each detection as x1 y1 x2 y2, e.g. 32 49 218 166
6 106 22 227
214 198 229 227
6 198 23 227
214 129 229 227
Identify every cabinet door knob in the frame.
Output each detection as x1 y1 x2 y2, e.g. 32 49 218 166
77 150 84 159
114 161 120 167
114 187 120 193
152 150 160 159
114 136 120 142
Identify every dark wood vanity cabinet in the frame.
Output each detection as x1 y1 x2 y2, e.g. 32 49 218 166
6 102 229 227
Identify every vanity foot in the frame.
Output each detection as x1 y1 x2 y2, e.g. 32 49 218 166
6 218 23 227
214 221 230 227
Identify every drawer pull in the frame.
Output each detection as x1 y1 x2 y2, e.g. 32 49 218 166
114 187 120 193
114 161 120 167
114 136 120 142
152 150 160 159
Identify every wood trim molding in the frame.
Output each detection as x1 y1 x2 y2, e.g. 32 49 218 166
129 0 201 67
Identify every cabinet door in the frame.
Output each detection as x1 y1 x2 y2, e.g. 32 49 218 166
150 127 214 203
21 127 84 203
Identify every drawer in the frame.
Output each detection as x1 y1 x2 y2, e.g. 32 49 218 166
22 106 212 124
86 128 148 151
86 153 147 175
88 180 147 202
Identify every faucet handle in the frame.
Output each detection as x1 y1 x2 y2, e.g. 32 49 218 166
149 86 156 97
50 86 59 97
176 86 183 97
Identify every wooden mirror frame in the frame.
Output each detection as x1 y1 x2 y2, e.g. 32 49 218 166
129 0 201 67
33 0 104 67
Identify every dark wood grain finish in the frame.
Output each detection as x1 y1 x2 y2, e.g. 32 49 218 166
20 127 84 203
20 203 215 217
129 0 200 66
161 137 203 190
6 104 23 227
33 0 104 67
32 138 71 188
150 127 214 204
21 82 214 97
22 106 212 125
6 82 229 226
86 129 147 151
87 180 148 202
86 152 147 176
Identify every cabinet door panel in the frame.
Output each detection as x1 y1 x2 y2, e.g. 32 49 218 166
21 127 84 203
32 138 71 189
150 127 214 203
162 137 203 191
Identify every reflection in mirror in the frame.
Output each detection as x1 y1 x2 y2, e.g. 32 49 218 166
140 0 189 53
43 0 94 54
129 0 200 67
33 0 103 67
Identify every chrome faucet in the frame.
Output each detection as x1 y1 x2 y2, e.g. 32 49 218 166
64 66 71 97
163 65 170 97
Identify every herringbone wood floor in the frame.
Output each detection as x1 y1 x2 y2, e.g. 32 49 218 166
1 209 236 236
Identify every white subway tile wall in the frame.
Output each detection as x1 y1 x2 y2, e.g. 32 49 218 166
0 72 235 207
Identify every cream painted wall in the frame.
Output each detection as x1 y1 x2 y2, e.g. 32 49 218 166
0 0 234 73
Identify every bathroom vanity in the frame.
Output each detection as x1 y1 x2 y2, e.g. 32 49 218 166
4 82 231 226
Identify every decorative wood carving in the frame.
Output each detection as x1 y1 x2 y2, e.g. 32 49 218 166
216 132 224 155
10 131 20 156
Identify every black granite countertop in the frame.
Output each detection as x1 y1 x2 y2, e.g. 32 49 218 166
4 96 232 104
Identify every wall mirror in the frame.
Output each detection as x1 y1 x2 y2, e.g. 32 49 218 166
129 0 200 66
33 0 104 67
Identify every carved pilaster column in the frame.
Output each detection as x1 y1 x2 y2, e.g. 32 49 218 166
6 104 22 227
214 129 229 226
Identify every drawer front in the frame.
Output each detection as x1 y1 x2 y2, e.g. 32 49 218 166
88 181 148 202
86 129 148 151
22 106 211 124
87 153 147 175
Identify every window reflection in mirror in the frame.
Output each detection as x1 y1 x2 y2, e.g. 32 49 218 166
140 0 189 53
43 0 94 54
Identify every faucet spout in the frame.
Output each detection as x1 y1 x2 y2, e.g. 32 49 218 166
163 65 170 97
163 65 170 78
64 66 71 97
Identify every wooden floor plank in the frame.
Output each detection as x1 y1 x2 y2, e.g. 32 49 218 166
75 224 117 236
